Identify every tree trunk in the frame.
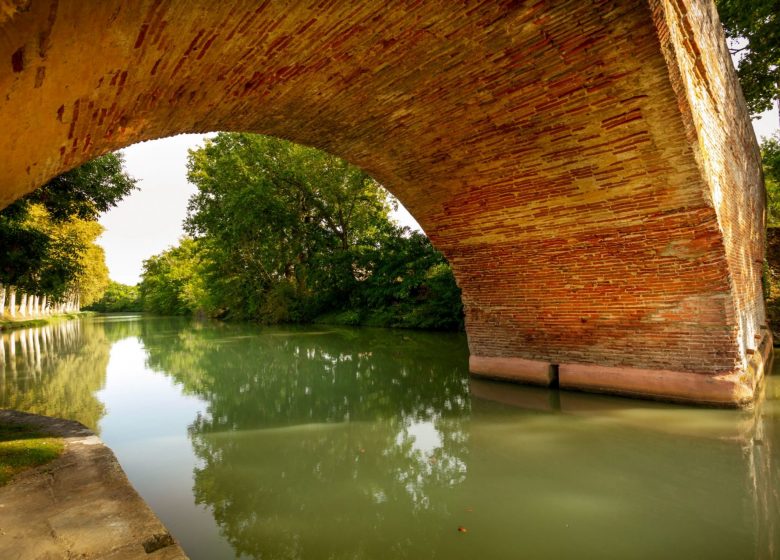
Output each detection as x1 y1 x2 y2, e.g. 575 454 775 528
18 293 27 318
0 284 5 318
32 295 39 318
41 295 48 316
8 287 16 318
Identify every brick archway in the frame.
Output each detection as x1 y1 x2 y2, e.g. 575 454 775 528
0 0 768 405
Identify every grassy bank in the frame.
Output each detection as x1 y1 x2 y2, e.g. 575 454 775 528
0 424 64 486
0 311 94 333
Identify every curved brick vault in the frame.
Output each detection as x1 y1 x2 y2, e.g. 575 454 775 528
0 0 769 405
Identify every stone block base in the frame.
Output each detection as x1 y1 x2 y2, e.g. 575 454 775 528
469 356 556 386
469 331 773 407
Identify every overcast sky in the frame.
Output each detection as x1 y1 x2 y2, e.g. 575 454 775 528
98 108 780 285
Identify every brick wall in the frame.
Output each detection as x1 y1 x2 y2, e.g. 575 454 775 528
650 0 766 373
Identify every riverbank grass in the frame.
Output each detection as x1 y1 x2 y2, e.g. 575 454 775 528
0 311 94 333
0 424 64 486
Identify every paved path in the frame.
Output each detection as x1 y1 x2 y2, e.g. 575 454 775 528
0 410 188 559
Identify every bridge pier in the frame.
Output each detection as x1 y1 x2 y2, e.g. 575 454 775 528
472 327 772 406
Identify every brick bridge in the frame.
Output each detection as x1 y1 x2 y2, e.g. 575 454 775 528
0 0 769 406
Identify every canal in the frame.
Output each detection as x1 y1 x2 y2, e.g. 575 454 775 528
1 315 778 559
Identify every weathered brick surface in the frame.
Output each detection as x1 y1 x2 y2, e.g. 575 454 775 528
0 1 767 404
651 0 766 374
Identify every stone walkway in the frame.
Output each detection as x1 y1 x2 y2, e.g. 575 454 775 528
0 410 188 559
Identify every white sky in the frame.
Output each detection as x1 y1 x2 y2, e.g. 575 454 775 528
98 105 780 285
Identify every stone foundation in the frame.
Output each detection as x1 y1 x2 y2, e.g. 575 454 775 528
471 330 773 407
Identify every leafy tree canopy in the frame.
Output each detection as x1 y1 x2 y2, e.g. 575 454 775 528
3 152 137 222
84 280 142 313
717 0 779 117
763 134 780 225
138 133 463 330
0 152 135 304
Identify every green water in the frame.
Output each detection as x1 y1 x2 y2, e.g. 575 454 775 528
1 315 778 559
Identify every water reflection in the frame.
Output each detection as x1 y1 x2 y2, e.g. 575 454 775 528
747 376 780 559
140 324 471 558
0 320 108 429
470 376 780 560
1 316 779 559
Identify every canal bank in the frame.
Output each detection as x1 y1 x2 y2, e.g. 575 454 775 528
0 410 187 559
0 312 93 333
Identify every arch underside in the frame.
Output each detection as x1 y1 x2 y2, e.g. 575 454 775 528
0 0 767 405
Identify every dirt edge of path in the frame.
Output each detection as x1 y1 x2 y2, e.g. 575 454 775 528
0 409 189 559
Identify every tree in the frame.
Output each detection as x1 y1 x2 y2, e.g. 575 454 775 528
84 281 142 312
4 152 137 222
140 132 463 329
72 237 110 307
18 204 109 304
350 229 464 330
763 134 780 225
185 133 393 321
0 152 135 311
139 238 208 316
717 0 780 119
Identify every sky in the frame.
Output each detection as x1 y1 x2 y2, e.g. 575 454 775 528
98 106 780 285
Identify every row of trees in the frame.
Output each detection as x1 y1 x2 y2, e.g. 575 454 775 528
95 133 464 330
0 154 136 319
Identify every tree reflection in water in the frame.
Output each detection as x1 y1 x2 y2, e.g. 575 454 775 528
3 316 779 560
140 324 471 558
0 314 168 430
0 320 109 429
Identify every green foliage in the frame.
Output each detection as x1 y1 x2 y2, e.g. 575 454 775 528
24 206 110 304
140 133 463 330
183 133 395 321
717 0 779 117
763 135 780 225
5 153 137 222
139 238 209 316
84 281 142 312
0 152 135 304
352 230 464 330
0 205 101 301
0 218 50 289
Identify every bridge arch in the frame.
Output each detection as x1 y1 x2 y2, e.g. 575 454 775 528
0 0 768 405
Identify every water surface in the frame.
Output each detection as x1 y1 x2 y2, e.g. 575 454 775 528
1 316 778 559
